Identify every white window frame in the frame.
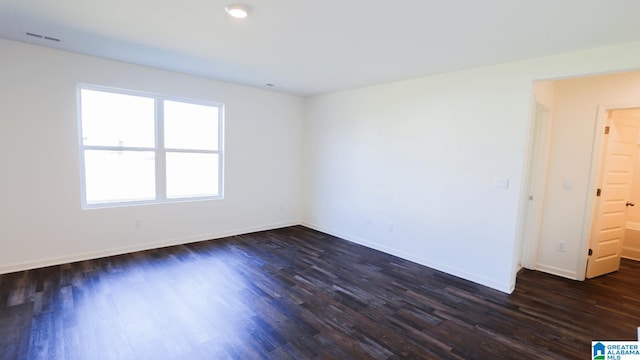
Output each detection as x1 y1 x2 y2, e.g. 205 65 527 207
77 84 224 209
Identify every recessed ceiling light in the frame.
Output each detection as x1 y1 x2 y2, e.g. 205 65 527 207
225 3 251 19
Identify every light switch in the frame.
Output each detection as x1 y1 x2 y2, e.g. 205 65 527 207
495 179 509 190
563 179 572 190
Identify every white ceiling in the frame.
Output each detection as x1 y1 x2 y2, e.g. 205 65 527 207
1 0 640 96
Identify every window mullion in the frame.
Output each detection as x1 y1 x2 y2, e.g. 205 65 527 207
156 99 167 201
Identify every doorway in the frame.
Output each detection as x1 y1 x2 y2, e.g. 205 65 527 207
520 102 551 269
519 71 640 282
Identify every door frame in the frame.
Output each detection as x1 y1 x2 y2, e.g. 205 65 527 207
577 103 640 280
519 102 552 269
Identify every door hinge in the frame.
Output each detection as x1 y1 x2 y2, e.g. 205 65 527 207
588 249 593 256
596 188 601 197
604 126 610 134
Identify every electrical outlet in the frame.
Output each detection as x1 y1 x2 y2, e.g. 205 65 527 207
557 241 566 252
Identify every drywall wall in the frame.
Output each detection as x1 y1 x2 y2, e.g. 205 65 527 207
0 39 303 273
302 41 640 293
627 143 640 223
6 37 640 294
536 72 640 279
533 81 556 110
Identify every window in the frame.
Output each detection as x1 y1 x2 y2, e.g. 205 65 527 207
78 85 223 208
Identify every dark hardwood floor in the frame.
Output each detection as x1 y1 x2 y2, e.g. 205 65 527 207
1 226 639 359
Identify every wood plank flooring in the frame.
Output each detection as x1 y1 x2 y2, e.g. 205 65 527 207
1 225 639 359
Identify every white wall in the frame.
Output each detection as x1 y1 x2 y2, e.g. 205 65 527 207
533 81 556 110
302 41 640 293
0 39 303 274
626 130 640 224
7 37 640 294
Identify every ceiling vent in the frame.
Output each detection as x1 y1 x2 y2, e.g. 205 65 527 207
26 32 60 42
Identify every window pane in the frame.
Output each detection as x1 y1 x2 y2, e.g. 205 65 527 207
81 89 155 147
166 153 219 198
164 100 219 150
84 150 156 204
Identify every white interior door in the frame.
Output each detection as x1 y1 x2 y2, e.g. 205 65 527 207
586 111 639 278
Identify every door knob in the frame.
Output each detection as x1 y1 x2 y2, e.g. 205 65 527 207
627 202 635 207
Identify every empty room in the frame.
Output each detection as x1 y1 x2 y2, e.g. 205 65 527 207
2 1 640 359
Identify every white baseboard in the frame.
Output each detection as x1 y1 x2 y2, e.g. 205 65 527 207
302 221 515 294
0 221 299 275
534 263 579 280
3 221 519 294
